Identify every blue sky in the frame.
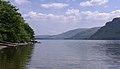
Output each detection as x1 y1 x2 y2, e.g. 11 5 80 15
8 0 120 35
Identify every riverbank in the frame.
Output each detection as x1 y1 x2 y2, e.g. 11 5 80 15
0 40 40 47
0 42 28 47
0 42 31 50
0 46 7 50
0 41 29 50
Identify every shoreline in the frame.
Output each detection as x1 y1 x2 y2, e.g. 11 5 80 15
0 46 7 50
0 40 40 47
0 42 28 47
0 42 32 50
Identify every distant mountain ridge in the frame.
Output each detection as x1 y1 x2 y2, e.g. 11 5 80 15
36 17 120 40
35 28 87 39
90 17 120 40
35 27 100 40
48 28 88 39
35 35 51 39
69 27 100 39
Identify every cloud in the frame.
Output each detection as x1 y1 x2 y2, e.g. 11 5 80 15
23 9 120 27
24 11 74 23
66 9 80 15
15 0 30 5
80 0 109 7
23 9 120 35
41 3 69 9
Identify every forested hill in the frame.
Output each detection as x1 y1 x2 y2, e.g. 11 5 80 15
0 0 34 42
70 27 100 39
90 17 120 40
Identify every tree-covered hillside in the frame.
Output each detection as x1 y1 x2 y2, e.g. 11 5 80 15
0 0 34 42
70 27 100 39
90 17 120 40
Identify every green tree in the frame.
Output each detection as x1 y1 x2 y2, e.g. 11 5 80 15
0 0 34 42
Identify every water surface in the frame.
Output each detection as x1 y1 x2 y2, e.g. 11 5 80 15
0 40 120 69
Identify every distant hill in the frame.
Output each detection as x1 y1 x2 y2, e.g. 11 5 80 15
36 17 120 40
35 28 87 39
69 27 100 39
49 28 88 39
35 27 100 40
35 35 51 39
90 17 120 40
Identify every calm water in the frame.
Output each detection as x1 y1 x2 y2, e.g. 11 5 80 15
1 40 120 69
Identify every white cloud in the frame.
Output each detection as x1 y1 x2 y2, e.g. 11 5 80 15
41 3 69 9
24 9 120 35
24 9 120 27
80 0 109 7
15 0 30 5
66 9 80 15
24 11 74 23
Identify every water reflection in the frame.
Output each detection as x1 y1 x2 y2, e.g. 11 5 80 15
0 44 34 69
27 40 120 69
1 40 120 69
99 40 120 69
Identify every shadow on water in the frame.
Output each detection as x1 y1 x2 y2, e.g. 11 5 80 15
0 44 35 69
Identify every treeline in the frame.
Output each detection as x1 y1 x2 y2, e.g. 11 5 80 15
0 0 34 42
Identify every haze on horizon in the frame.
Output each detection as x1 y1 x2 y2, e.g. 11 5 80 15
8 0 120 35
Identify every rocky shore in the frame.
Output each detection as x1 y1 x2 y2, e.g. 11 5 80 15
0 46 7 50
0 41 28 47
0 40 40 48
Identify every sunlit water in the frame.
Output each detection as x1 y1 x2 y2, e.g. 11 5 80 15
1 40 120 69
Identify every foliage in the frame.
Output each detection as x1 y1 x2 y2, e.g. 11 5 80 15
0 0 34 42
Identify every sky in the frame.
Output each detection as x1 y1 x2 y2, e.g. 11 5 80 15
7 0 120 35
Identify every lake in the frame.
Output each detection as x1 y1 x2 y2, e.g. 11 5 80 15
0 40 120 69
